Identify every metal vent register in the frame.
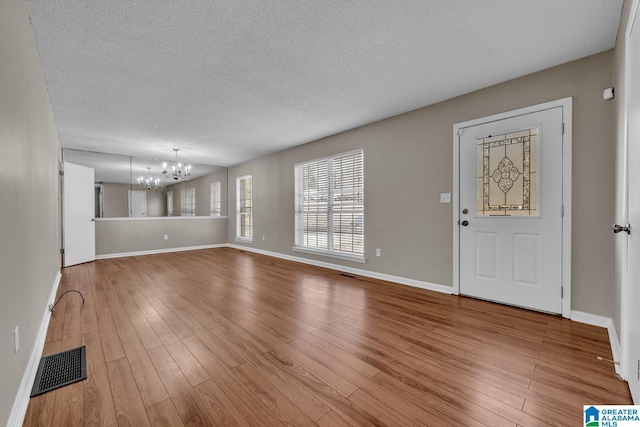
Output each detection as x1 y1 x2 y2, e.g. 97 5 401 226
30 346 87 397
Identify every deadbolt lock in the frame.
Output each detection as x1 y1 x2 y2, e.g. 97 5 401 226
462 209 469 215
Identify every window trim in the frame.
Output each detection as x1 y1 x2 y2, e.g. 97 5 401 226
236 174 253 242
210 181 221 217
166 190 174 216
292 246 366 263
293 149 365 262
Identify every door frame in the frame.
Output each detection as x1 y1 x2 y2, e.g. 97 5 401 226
452 98 573 318
95 183 104 218
621 0 640 390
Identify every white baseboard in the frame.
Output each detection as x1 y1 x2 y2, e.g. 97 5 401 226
607 321 623 377
7 271 61 427
95 244 227 260
226 244 453 295
571 310 622 376
570 310 612 328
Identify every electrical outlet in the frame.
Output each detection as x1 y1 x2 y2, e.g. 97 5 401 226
376 248 381 257
440 193 451 203
164 235 168 240
14 326 19 353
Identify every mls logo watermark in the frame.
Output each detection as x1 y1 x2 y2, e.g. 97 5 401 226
584 405 640 426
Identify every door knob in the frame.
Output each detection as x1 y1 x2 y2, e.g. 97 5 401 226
461 220 469 226
612 223 631 234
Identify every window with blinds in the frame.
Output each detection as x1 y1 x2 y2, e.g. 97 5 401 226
294 150 364 259
180 187 195 216
236 175 252 240
210 181 221 216
167 191 174 216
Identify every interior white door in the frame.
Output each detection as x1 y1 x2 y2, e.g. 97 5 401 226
129 190 147 217
459 107 564 313
63 162 96 267
623 0 640 403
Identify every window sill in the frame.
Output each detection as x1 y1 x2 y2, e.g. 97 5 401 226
236 237 253 243
292 246 366 264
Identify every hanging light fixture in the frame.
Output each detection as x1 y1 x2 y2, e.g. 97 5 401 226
162 148 191 181
137 167 160 190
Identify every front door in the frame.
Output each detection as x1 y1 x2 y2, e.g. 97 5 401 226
458 105 565 313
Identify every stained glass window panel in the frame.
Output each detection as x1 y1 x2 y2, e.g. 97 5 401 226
476 128 539 217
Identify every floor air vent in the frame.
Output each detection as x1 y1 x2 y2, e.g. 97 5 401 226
30 346 87 397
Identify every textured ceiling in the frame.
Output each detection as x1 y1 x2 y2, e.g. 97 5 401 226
27 0 622 167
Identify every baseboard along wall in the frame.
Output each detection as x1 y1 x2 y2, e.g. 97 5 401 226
8 271 61 427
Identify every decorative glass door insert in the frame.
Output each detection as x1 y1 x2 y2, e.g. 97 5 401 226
476 127 539 216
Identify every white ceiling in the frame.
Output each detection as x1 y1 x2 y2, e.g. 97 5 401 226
27 0 623 167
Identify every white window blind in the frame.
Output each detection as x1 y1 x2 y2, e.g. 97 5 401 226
295 150 364 258
236 175 252 240
181 187 195 216
210 181 221 216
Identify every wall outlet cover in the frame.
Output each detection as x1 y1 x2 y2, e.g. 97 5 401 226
440 193 451 203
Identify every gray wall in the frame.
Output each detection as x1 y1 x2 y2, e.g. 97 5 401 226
146 189 167 217
103 183 167 218
228 50 615 317
165 168 228 216
0 0 62 424
95 218 227 256
95 169 229 258
103 183 130 217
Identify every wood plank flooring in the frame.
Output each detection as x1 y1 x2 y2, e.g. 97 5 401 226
24 247 632 426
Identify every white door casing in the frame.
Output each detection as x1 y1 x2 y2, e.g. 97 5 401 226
453 99 572 316
622 0 640 404
63 162 96 267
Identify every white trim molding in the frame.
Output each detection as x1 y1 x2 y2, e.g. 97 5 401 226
570 310 612 328
453 97 573 318
619 0 640 396
292 246 366 264
95 244 227 260
228 244 453 295
95 216 228 222
571 311 622 377
8 271 62 427
608 321 623 377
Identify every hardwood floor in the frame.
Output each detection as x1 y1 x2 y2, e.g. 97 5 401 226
24 247 631 426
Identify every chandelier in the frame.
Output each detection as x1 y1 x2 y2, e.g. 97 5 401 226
163 148 191 180
137 167 160 190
